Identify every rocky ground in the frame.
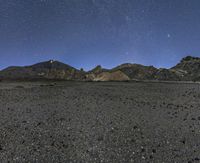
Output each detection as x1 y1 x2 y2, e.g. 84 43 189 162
0 81 200 163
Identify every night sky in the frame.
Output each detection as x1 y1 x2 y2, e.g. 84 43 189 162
0 0 200 70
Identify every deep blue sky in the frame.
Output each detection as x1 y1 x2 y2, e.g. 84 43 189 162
0 0 200 70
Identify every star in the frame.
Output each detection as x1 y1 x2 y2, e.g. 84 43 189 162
167 34 171 38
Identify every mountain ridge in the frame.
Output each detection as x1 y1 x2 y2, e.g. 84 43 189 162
1 56 200 81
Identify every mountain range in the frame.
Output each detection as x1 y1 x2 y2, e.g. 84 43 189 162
0 56 200 82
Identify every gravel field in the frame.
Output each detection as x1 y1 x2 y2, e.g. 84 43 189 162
0 81 200 163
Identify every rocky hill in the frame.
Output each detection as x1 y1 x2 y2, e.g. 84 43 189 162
86 63 181 81
86 56 200 81
93 70 130 81
171 56 200 81
88 65 108 74
111 63 157 80
0 56 200 81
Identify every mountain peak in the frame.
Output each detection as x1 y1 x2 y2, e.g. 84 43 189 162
49 60 55 64
93 65 102 70
30 60 77 71
181 56 200 62
89 65 103 73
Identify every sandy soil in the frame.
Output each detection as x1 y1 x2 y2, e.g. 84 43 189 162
0 81 200 163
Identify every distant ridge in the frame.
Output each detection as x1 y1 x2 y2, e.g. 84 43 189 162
1 56 200 81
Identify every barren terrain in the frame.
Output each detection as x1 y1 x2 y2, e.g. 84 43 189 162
0 81 200 162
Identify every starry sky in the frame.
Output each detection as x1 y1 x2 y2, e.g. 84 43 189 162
0 0 200 70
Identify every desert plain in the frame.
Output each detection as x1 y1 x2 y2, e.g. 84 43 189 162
0 81 200 163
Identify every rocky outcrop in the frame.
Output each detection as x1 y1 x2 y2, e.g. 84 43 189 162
171 56 200 81
154 69 181 81
111 63 158 80
93 70 130 81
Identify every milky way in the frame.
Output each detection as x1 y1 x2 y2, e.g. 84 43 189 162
0 0 200 70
